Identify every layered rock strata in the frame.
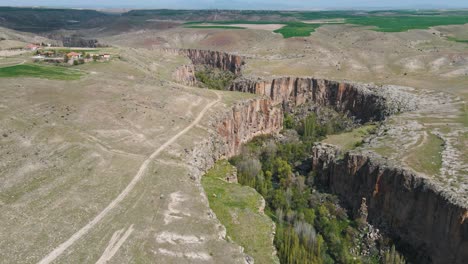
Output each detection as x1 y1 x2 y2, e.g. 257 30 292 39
172 64 197 86
229 77 417 123
310 144 468 264
174 48 466 264
188 98 283 180
162 48 244 75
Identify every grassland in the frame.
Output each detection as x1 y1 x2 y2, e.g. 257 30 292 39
185 20 320 38
0 64 82 80
273 22 321 38
346 16 468 32
184 10 468 37
322 124 377 151
405 133 444 176
446 37 468 43
201 160 278 264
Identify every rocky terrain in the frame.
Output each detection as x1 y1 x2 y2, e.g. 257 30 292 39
163 48 245 75
229 77 418 122
173 64 197 86
310 144 468 264
1 8 468 264
172 47 467 264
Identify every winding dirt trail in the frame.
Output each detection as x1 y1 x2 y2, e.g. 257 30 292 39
37 92 221 264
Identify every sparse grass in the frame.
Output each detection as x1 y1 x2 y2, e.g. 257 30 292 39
446 37 468 43
184 20 281 25
406 133 444 176
186 20 320 38
202 160 278 264
0 64 82 80
322 124 377 151
46 48 99 53
185 25 246 30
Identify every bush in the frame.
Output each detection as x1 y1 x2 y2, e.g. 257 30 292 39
284 113 295 129
383 245 406 264
236 157 262 187
195 66 236 90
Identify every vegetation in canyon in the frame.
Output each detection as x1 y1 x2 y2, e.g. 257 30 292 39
201 160 279 264
229 112 404 264
195 66 237 90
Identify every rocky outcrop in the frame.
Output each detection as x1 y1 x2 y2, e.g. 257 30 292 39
310 144 468 264
162 48 244 75
181 49 244 75
217 98 283 157
182 98 282 264
175 48 465 264
230 77 417 123
188 98 283 180
172 64 197 86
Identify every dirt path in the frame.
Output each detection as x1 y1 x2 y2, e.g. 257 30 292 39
37 92 221 264
95 225 134 264
402 131 428 164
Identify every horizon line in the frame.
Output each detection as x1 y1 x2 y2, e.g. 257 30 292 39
1 6 468 11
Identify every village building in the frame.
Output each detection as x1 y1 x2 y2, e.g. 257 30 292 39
26 44 40 51
66 52 82 60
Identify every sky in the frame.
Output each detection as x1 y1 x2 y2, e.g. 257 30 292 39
1 0 467 10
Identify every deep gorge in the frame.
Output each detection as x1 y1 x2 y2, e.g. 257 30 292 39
176 49 468 264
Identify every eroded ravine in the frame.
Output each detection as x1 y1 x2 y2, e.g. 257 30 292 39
175 48 468 264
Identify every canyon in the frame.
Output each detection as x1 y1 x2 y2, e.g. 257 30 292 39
176 48 468 264
2 8 468 264
310 144 468 264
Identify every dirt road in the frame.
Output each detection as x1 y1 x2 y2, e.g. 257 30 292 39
37 92 221 264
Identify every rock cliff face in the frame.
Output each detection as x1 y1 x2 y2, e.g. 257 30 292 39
174 48 466 264
181 49 244 75
172 64 197 86
229 77 416 123
188 98 283 180
310 144 468 264
163 48 244 75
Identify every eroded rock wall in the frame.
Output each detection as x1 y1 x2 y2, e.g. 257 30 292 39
172 64 197 86
162 48 244 75
310 144 468 264
230 77 416 123
188 98 283 180
182 49 244 75
175 48 466 264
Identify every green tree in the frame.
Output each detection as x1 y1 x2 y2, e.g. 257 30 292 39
383 245 406 264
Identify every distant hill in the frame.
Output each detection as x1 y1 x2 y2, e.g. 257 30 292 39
0 7 114 32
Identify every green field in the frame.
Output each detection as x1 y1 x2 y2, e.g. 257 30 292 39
202 160 279 264
185 20 321 38
0 64 82 80
346 15 468 32
185 10 468 38
274 22 321 38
